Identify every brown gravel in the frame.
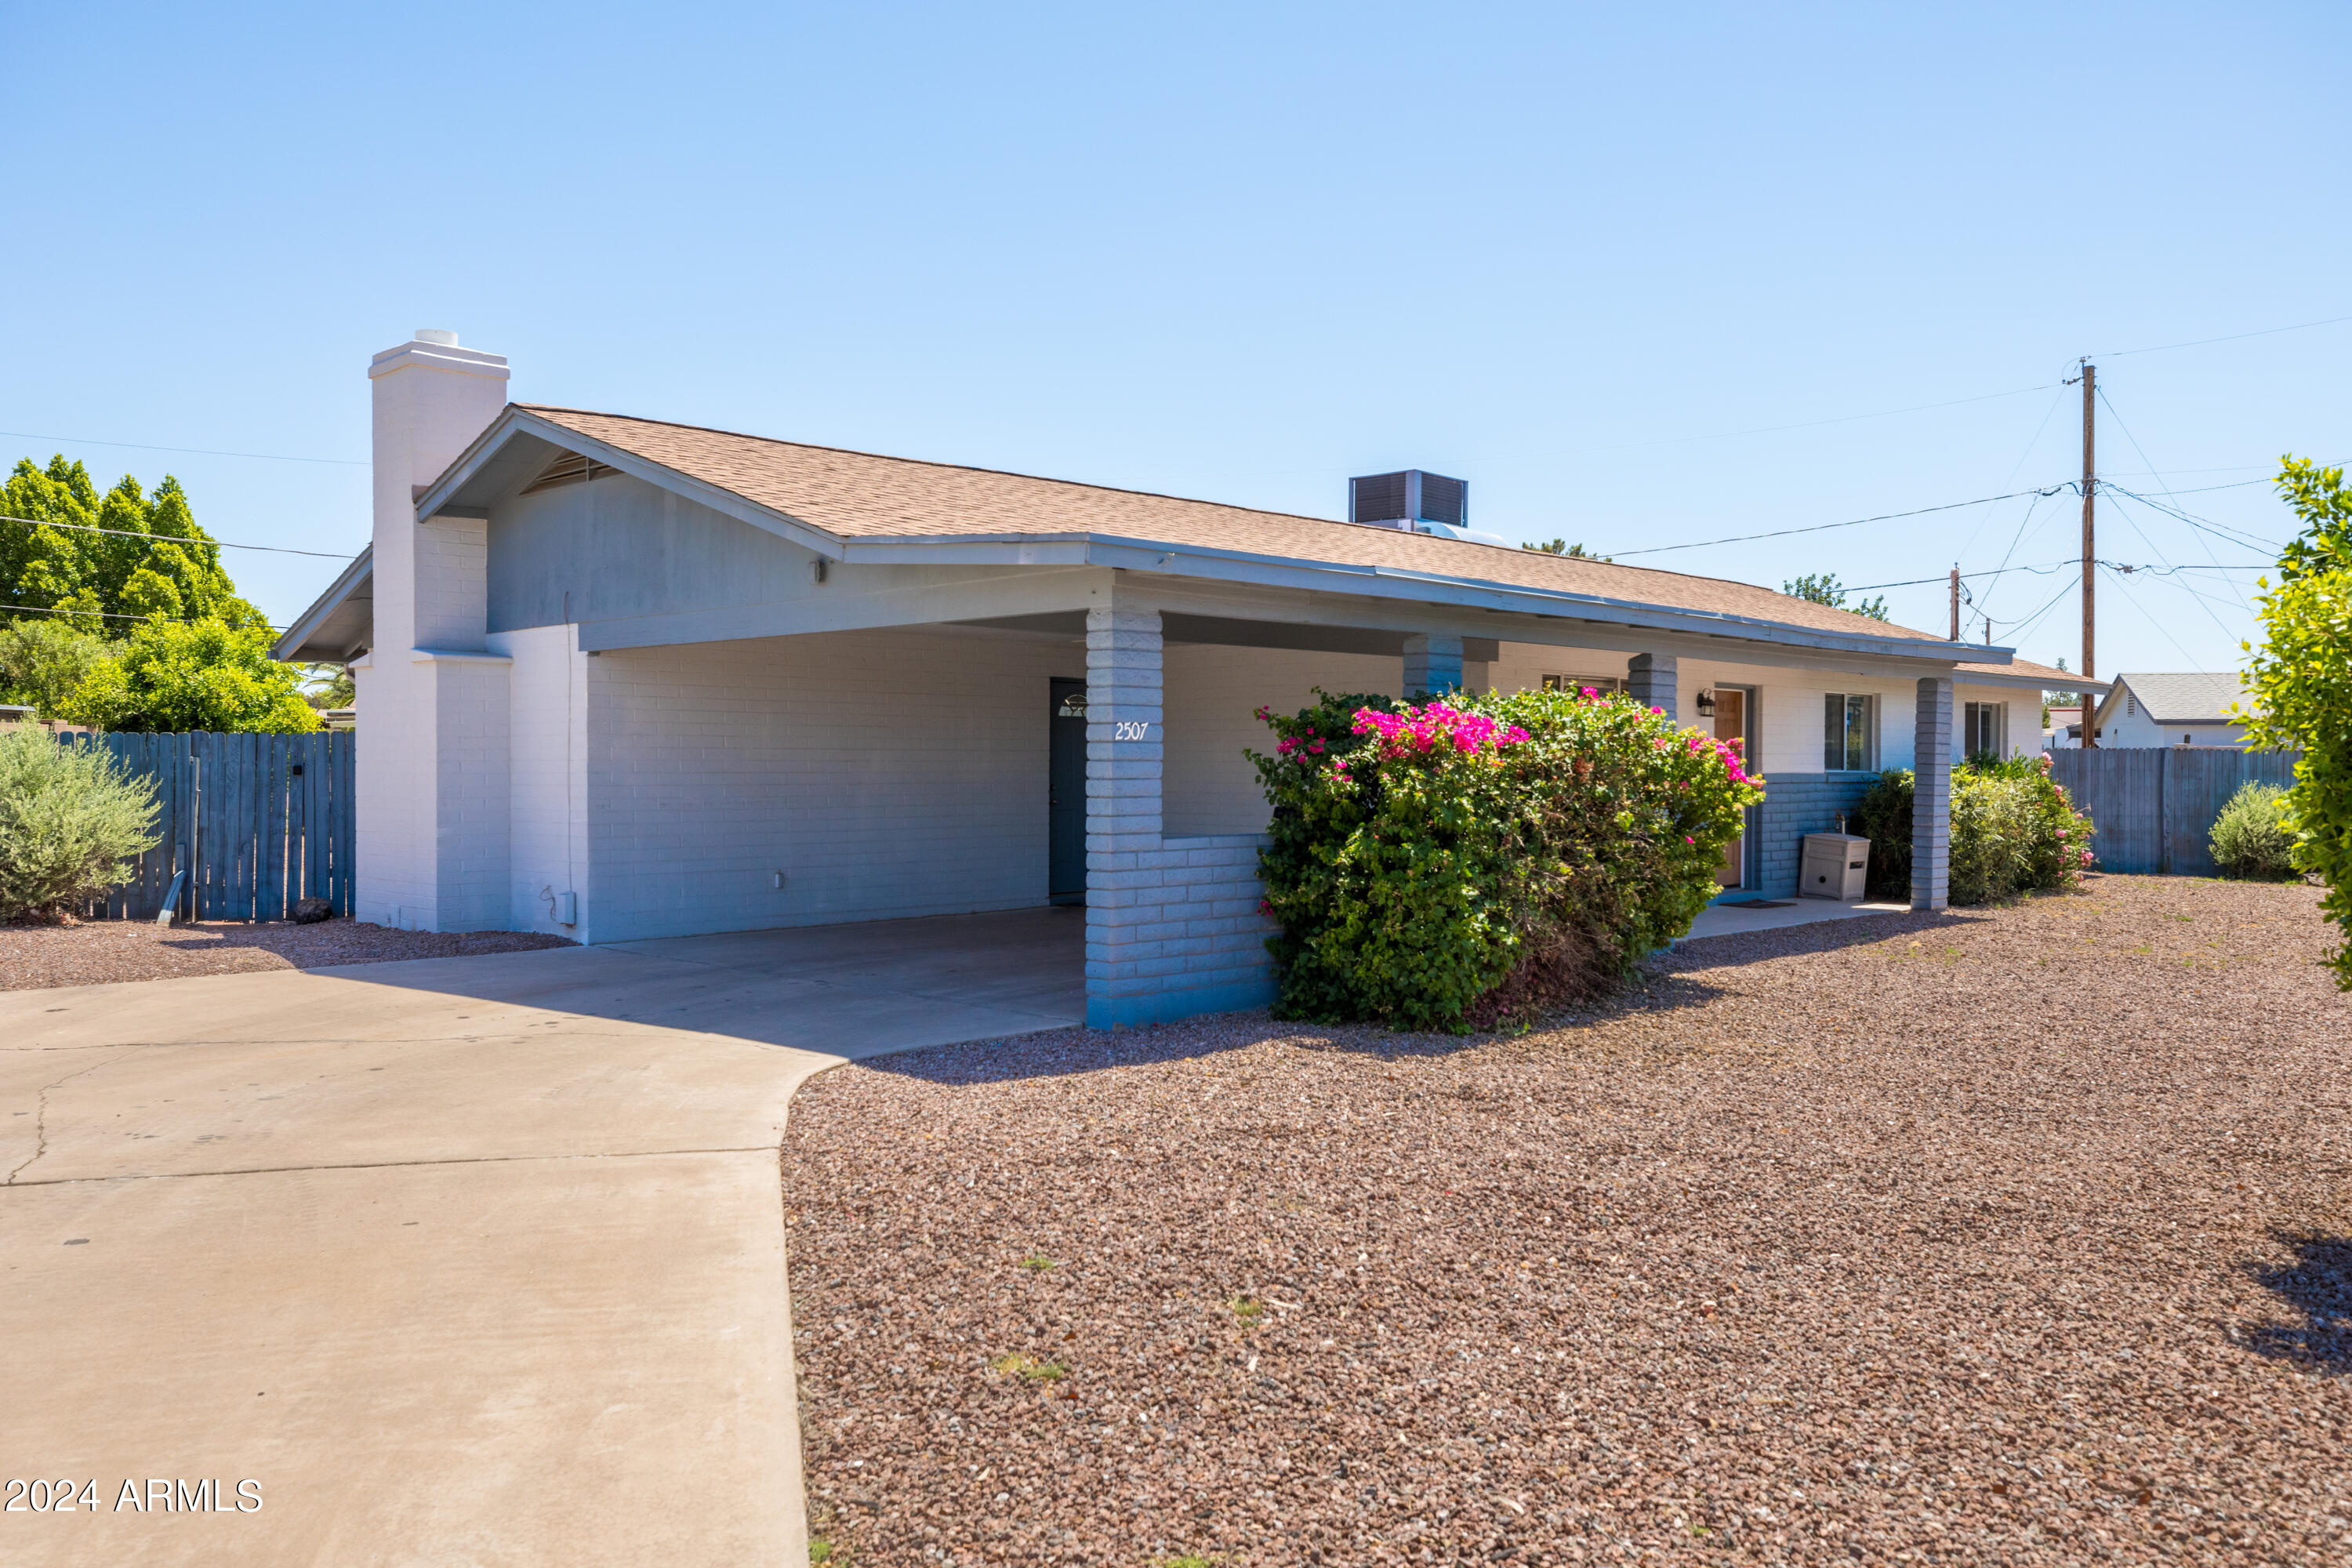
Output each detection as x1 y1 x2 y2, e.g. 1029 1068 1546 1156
782 876 2352 1566
0 916 574 990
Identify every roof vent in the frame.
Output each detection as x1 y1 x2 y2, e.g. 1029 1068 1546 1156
414 328 460 347
1350 469 1467 531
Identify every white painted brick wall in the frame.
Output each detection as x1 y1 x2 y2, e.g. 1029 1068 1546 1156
430 657 513 932
583 627 1083 942
490 624 591 937
414 517 489 652
1160 644 1399 837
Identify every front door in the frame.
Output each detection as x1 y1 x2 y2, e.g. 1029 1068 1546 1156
1049 679 1087 905
1711 688 1748 887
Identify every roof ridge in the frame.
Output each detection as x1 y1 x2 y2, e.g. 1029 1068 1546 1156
511 402 1932 639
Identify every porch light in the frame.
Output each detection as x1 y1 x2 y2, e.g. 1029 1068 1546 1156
1694 689 1716 718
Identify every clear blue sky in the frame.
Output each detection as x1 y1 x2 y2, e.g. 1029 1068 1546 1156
5 2 2346 678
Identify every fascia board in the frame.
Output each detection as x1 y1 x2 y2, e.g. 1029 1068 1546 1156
833 531 2016 666
271 543 374 662
575 564 1111 652
413 410 852 560
1958 670 2114 695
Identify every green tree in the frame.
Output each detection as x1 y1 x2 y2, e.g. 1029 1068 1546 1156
64 618 320 734
1523 539 1612 561
2239 456 2352 985
1783 571 1890 621
299 661 355 710
0 619 116 719
2 458 268 634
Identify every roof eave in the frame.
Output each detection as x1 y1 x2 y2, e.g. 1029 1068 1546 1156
272 543 373 662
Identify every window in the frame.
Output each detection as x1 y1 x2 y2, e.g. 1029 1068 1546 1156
1542 674 1621 694
1823 693 1875 771
1963 701 2007 758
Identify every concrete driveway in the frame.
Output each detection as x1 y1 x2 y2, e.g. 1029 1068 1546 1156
1 908 1082 1566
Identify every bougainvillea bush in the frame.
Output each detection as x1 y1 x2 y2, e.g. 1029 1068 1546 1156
1249 687 1762 1031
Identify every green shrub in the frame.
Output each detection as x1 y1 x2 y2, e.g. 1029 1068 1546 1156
0 726 161 921
2209 782 2297 880
1251 687 1763 1031
1851 768 1915 899
63 616 320 734
1839 754 2091 905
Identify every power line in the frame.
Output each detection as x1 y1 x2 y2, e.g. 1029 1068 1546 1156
0 430 366 466
0 601 289 631
2095 387 2252 616
1558 382 2060 456
2100 485 2282 554
2090 311 2352 361
1610 484 2071 557
0 513 359 561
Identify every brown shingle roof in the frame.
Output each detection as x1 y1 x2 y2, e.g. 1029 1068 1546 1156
517 404 1964 647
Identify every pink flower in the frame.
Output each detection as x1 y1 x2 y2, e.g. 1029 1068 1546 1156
1684 835 1694 843
1580 686 1599 699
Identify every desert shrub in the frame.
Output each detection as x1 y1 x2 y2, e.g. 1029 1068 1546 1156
1842 754 2091 905
1251 686 1762 1031
0 725 160 921
2209 782 2297 880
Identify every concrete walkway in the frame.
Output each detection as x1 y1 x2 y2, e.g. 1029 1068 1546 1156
0 907 1082 1566
1679 895 1915 942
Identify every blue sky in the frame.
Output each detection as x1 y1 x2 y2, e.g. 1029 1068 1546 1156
5 2 2345 677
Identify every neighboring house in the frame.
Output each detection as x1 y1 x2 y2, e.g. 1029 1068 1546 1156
2044 705 2082 750
276 331 2096 1027
2088 673 2256 749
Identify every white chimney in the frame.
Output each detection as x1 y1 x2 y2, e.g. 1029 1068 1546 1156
369 330 510 655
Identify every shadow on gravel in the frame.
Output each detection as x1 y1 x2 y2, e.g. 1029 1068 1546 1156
1664 906 1992 968
863 967 1753 1087
2235 1232 2352 1374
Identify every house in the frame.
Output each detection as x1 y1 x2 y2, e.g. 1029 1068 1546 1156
2085 673 2256 749
2044 704 2082 750
274 331 2096 1027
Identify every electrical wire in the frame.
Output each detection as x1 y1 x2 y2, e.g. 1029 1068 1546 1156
0 430 365 466
2096 386 2250 614
0 601 289 630
2100 485 2283 554
2089 312 2352 361
1610 485 2070 557
0 514 358 560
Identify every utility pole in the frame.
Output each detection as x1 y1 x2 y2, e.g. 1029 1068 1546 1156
1949 566 1960 641
2078 360 2097 749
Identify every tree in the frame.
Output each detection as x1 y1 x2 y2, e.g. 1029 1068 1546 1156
1784 571 1889 621
299 662 354 710
64 618 321 734
1 457 269 634
2239 456 2352 987
1523 539 1612 561
0 619 115 719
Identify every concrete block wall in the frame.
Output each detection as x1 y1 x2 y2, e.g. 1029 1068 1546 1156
1750 774 1882 899
426 655 514 933
1160 644 1399 837
583 627 1081 942
414 517 491 652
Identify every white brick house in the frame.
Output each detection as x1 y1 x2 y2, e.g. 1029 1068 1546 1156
278 332 2095 1026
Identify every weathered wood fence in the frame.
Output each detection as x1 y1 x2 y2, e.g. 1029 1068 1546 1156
2049 747 2300 877
65 731 357 922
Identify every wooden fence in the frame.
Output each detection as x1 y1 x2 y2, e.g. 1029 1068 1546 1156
65 731 357 922
2049 746 2300 877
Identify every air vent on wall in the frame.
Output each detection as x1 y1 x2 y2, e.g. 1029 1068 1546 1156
521 452 622 495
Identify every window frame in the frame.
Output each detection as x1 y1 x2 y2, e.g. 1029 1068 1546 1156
1541 674 1621 694
1822 692 1878 772
1962 700 2007 759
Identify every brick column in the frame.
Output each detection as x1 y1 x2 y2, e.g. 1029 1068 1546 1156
1402 633 1464 699
1912 676 1954 910
1626 652 1678 720
1085 607 1165 1025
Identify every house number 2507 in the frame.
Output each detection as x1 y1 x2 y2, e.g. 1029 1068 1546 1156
1113 721 1151 741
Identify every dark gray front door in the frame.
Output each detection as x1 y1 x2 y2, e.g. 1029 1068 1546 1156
1049 678 1087 905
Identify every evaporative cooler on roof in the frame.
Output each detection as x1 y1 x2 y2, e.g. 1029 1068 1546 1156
1350 470 1467 531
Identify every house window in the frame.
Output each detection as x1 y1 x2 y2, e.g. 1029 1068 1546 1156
1963 701 2007 758
1823 693 1875 771
1542 674 1620 694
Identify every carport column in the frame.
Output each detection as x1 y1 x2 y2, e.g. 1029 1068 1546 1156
1085 607 1165 1026
1912 676 1954 911
1402 633 1464 699
1626 652 1678 720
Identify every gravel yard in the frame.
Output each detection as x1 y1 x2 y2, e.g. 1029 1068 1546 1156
782 877 2352 1566
0 916 574 990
